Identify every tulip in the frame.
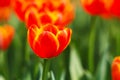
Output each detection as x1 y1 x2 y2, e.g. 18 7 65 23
14 0 37 21
112 56 120 80
25 5 74 28
110 0 120 18
25 7 63 28
0 0 13 21
0 25 14 50
14 0 74 27
27 24 72 58
80 0 113 17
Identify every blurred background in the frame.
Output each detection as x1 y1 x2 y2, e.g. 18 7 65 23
0 0 119 80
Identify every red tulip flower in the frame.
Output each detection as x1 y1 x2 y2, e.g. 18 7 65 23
27 24 72 58
112 56 120 80
80 0 113 17
110 0 120 18
0 25 14 50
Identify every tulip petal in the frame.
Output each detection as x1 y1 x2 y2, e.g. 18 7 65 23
33 31 59 58
112 63 120 80
14 0 25 21
55 28 72 56
28 25 39 49
40 13 52 24
0 0 11 7
43 24 58 35
112 56 120 80
25 7 39 28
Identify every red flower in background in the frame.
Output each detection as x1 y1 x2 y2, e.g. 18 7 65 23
0 0 13 21
110 0 120 18
112 56 120 80
27 24 72 58
0 25 14 50
80 0 113 17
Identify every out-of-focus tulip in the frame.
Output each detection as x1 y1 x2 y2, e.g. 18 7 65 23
14 0 74 27
0 7 11 21
110 0 120 18
80 0 113 17
0 25 14 50
112 56 120 80
27 24 72 58
14 0 37 21
0 0 13 21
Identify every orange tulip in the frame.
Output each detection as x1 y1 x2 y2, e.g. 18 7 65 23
25 7 62 28
27 24 72 58
0 0 13 21
14 0 74 27
80 0 113 17
112 56 120 80
0 25 14 50
14 0 37 21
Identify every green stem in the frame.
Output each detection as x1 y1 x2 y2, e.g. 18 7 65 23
25 40 30 63
64 46 71 80
0 50 4 65
116 32 120 56
42 59 51 80
88 16 97 73
0 51 9 80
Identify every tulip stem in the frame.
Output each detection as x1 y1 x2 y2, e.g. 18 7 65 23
0 51 9 80
116 32 120 56
42 59 51 80
25 40 30 63
88 16 97 73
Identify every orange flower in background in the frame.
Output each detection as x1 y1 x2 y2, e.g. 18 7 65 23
14 0 74 27
112 56 120 80
0 0 13 21
25 7 63 28
14 0 37 21
0 25 14 50
80 0 113 17
27 24 72 58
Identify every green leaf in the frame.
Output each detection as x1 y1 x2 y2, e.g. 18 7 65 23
70 44 84 80
95 53 109 80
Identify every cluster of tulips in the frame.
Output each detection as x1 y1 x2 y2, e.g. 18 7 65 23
0 0 74 79
14 0 74 58
0 0 74 58
1 0 120 80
